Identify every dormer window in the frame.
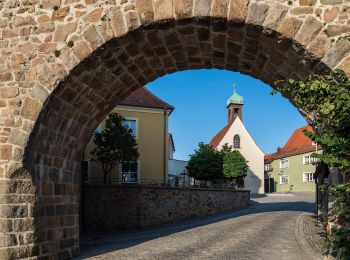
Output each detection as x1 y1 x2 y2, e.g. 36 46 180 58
233 135 240 149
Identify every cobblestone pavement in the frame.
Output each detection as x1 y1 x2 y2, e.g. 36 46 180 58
77 193 324 260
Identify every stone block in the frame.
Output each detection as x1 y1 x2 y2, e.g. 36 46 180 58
246 3 269 26
277 17 303 39
0 86 18 99
295 16 323 46
308 33 331 59
20 97 42 121
54 22 78 42
228 0 249 22
326 25 350 37
153 0 174 20
323 38 350 68
211 0 230 18
136 0 154 23
30 84 49 104
323 7 339 23
337 56 350 75
263 3 288 30
110 9 126 37
83 8 103 23
193 0 211 17
174 0 192 19
72 40 92 60
0 205 28 218
320 0 342 4
299 0 316 5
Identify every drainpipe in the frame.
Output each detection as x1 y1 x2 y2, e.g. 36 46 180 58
163 107 167 186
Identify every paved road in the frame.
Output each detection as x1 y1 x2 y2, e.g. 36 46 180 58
77 193 323 260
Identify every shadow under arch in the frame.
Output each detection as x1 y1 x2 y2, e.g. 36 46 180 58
22 17 333 258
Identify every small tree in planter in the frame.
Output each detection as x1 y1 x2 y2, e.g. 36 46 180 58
221 144 248 188
187 143 223 185
90 112 139 184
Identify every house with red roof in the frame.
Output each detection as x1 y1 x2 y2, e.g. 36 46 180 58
83 87 174 185
265 126 322 193
209 86 265 194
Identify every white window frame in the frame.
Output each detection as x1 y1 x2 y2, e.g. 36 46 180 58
280 159 289 169
123 117 138 138
303 172 315 182
233 134 240 149
303 154 318 165
280 175 289 184
120 160 140 184
264 164 270 171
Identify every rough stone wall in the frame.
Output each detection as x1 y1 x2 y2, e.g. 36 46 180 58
0 0 350 258
84 186 250 231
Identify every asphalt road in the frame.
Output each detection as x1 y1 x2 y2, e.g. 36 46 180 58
77 193 323 260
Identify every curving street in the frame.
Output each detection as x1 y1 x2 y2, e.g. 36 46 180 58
77 193 324 260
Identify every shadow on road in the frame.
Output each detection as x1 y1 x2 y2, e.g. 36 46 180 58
77 195 315 259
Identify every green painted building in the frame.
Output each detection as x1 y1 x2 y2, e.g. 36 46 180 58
265 126 321 193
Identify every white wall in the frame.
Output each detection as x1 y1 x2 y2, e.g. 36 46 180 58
217 117 265 194
168 159 188 177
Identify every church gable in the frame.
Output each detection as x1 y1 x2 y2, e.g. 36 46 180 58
217 117 265 156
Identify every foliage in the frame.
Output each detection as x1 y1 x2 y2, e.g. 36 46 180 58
186 143 223 181
273 69 350 170
273 70 350 258
324 184 350 259
221 144 248 180
90 112 139 184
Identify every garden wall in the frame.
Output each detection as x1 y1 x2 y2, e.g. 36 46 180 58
83 186 250 231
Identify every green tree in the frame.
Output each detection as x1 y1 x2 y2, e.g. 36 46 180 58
222 147 248 187
90 112 139 184
186 143 223 181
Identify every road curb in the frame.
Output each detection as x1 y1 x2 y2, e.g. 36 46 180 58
294 212 325 260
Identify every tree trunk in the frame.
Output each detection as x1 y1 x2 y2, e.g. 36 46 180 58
316 162 330 224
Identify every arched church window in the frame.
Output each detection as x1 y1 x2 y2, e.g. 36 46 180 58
233 135 240 149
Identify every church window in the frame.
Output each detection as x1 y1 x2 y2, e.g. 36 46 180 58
233 135 240 148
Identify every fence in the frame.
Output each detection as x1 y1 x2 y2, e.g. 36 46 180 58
84 177 246 190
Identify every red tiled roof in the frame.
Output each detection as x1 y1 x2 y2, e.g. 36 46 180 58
209 121 234 148
265 125 321 162
120 87 174 110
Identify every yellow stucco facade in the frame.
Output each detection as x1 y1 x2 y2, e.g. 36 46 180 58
84 105 171 184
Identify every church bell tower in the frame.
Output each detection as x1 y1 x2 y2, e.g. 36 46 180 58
227 84 244 125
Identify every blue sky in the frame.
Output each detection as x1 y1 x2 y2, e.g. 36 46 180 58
146 69 307 161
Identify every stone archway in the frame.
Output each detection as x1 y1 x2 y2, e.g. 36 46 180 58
1 0 350 258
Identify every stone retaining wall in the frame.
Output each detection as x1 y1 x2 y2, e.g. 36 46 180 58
83 185 250 231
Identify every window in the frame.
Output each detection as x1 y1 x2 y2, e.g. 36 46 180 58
264 164 271 171
303 155 318 165
280 159 289 169
280 175 289 184
233 135 240 149
123 119 137 137
121 162 138 183
303 172 315 182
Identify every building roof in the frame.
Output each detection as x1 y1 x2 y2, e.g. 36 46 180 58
265 125 321 162
168 133 175 152
226 84 244 106
120 87 174 111
209 121 233 148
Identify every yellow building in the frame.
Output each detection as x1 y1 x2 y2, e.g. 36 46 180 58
83 87 174 185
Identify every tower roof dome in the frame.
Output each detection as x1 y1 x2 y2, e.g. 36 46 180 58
226 84 244 106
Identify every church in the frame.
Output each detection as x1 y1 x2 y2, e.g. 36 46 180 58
209 86 265 194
